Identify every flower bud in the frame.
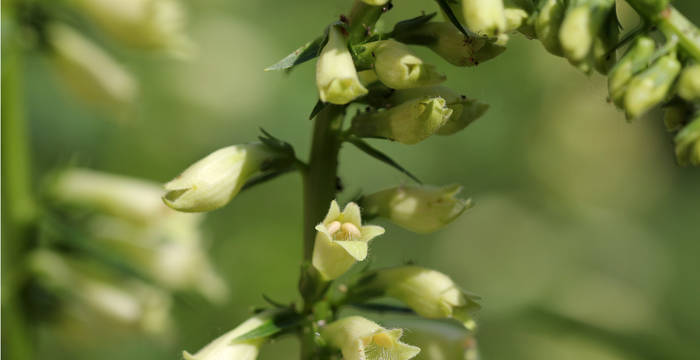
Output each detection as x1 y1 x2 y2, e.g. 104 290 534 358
357 266 481 329
675 116 700 166
607 36 656 106
183 310 279 360
361 0 390 5
47 23 137 108
51 168 171 225
362 184 472 233
559 0 615 62
678 64 700 102
503 0 533 33
372 40 446 89
321 316 421 360
592 10 619 75
316 26 368 104
623 53 681 119
393 22 505 67
535 0 566 56
312 201 384 280
350 97 453 144
28 250 172 334
461 0 507 37
163 143 275 212
386 86 489 135
73 0 193 57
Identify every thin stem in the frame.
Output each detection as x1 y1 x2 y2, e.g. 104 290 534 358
658 7 700 61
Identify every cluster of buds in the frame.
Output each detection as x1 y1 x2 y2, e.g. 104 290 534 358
12 0 191 112
40 168 229 334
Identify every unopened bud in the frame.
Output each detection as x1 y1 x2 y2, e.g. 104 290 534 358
592 10 619 74
678 64 700 102
535 0 566 56
163 144 275 212
357 266 481 329
312 201 384 280
350 97 453 144
559 0 615 62
47 23 137 108
372 40 446 89
624 53 681 119
361 0 391 5
321 316 421 360
675 116 700 166
503 0 533 33
608 36 656 106
316 26 368 104
362 184 472 233
73 0 193 57
462 0 507 37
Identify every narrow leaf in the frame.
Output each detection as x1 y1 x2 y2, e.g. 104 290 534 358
232 311 303 342
264 36 324 72
391 12 437 35
309 99 327 120
347 137 422 184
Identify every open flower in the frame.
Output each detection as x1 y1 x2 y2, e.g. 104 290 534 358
361 184 472 233
312 201 384 280
350 97 453 144
163 144 274 212
321 316 420 360
316 25 368 104
357 266 481 330
373 40 446 89
183 311 279 360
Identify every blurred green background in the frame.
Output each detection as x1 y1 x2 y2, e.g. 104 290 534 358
7 0 700 359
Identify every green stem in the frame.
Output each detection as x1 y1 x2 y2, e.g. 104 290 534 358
1 36 37 360
658 7 700 61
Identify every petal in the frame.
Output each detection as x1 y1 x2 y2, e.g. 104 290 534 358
334 240 368 261
322 200 342 224
341 202 362 227
360 225 385 242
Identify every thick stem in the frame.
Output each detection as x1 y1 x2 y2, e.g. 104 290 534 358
658 7 700 61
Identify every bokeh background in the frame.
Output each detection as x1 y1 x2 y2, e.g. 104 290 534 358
6 0 700 359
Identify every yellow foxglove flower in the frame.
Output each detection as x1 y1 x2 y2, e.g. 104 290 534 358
678 64 700 102
73 0 193 57
350 97 453 144
364 266 481 329
47 23 137 108
362 184 472 233
373 40 446 89
623 53 681 119
183 311 279 360
321 316 420 360
163 144 274 212
462 0 507 37
316 26 368 104
312 200 384 280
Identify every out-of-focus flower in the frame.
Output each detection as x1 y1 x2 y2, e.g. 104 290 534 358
321 316 420 360
535 0 566 56
312 200 384 280
163 144 275 212
183 310 280 360
362 184 471 233
357 266 481 329
462 0 507 37
607 36 656 105
388 318 480 360
558 0 615 62
28 250 172 334
73 0 193 57
350 97 453 144
361 0 391 6
678 64 700 102
372 40 446 89
316 25 368 104
675 116 700 166
623 53 681 119
47 22 137 109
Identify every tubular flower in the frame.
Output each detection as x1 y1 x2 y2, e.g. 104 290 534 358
360 266 481 329
462 0 507 37
316 26 368 104
623 53 681 119
387 319 480 360
183 311 279 360
350 97 453 144
47 22 137 108
361 184 472 233
312 201 384 280
535 0 566 56
558 0 615 62
73 0 193 57
321 316 421 360
678 64 700 102
607 36 656 105
361 0 391 5
372 40 446 89
163 143 275 212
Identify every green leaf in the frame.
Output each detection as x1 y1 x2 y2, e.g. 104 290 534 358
350 303 416 314
264 36 325 72
346 137 422 184
434 0 474 38
232 311 303 343
309 99 327 120
391 12 437 36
